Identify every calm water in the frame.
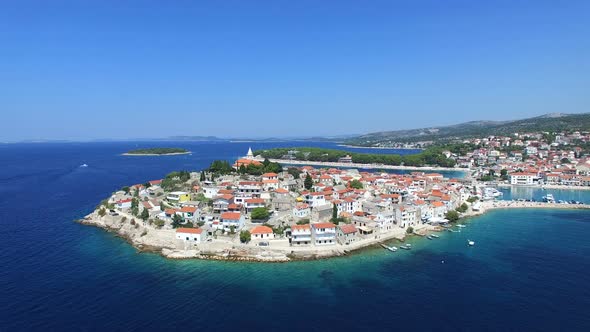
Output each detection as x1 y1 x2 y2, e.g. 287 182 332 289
1 142 589 331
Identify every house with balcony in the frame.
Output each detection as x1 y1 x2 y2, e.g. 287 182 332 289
290 224 312 246
311 222 336 245
220 212 245 231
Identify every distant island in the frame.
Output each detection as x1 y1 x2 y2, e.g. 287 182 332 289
123 148 190 156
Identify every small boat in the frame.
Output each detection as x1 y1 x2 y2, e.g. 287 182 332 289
429 234 440 238
400 244 412 250
80 164 88 167
448 229 461 233
468 240 475 246
457 224 466 228
380 244 397 252
542 194 555 203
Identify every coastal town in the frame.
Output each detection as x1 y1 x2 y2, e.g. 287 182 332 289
81 130 590 261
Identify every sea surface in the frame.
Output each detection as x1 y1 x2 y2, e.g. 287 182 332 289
1 141 589 331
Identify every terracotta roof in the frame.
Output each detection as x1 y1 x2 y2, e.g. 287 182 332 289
250 225 273 234
246 198 265 204
312 222 336 229
176 228 203 234
291 224 311 231
339 224 357 234
180 206 197 213
262 172 278 177
432 201 445 208
221 212 241 220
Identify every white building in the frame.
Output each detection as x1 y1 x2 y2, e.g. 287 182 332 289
311 222 337 245
304 192 326 207
510 172 537 185
250 225 275 241
293 203 311 218
175 228 206 243
220 212 245 231
290 224 312 246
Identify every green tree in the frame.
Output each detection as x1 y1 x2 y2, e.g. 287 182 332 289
239 230 251 243
140 208 149 221
349 179 363 189
251 207 270 220
296 218 310 225
445 210 460 223
122 186 130 194
98 207 106 217
229 225 236 234
406 226 414 234
287 167 301 179
200 171 206 182
153 218 165 228
304 174 313 190
332 204 338 221
172 214 183 228
561 158 570 164
500 169 508 180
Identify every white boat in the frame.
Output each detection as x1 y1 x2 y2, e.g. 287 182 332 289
400 244 412 250
542 194 555 203
430 234 440 238
80 164 88 168
468 240 475 246
380 244 398 252
457 224 466 228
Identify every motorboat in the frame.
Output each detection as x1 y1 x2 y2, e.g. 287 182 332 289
468 240 475 246
380 244 398 252
542 194 555 203
400 244 412 250
457 224 466 228
80 164 88 167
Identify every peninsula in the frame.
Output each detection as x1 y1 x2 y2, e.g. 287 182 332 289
79 146 590 262
123 147 190 156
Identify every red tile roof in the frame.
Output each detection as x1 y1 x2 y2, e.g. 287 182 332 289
176 228 203 234
312 222 336 229
250 225 273 234
221 212 241 220
339 224 357 234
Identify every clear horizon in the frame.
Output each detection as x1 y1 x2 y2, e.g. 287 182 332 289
1 1 589 141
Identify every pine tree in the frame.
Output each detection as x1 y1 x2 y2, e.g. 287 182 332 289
304 174 313 190
332 204 338 221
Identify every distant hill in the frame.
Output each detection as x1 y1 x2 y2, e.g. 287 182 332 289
346 113 590 146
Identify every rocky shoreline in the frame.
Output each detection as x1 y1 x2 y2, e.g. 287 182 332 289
77 200 590 263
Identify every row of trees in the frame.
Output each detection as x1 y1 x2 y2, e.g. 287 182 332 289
255 147 456 167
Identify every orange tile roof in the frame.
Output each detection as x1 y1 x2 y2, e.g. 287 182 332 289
180 206 197 213
250 225 273 234
221 212 241 220
312 222 336 229
339 224 357 234
176 228 203 234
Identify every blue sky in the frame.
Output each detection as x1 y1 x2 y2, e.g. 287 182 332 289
1 0 589 141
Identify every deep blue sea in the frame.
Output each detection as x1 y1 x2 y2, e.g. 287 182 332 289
1 141 590 331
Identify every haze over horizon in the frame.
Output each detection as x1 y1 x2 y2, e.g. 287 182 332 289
2 1 589 142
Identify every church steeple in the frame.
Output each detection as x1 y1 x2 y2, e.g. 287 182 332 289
246 147 254 159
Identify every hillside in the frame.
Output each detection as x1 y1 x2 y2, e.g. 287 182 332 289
346 113 590 147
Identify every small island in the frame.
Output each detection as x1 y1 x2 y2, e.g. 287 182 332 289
123 148 190 156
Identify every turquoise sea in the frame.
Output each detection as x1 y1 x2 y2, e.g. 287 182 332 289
1 141 589 331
